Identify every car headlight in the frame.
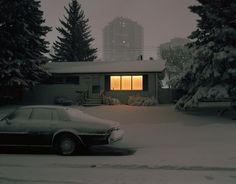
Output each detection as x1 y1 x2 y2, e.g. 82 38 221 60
108 129 124 143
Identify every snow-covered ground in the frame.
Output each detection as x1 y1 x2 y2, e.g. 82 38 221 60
0 104 236 184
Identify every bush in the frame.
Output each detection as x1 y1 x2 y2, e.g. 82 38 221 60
103 96 120 105
54 96 73 106
128 96 156 106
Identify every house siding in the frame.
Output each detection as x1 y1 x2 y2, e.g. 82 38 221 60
22 72 161 105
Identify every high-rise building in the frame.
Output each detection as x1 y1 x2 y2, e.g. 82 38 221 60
103 17 144 61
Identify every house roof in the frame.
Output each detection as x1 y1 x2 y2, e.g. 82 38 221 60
44 60 165 74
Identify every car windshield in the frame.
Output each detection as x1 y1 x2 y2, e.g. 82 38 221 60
0 109 19 121
8 108 32 120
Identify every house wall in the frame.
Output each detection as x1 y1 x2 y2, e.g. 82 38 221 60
22 73 161 105
22 84 80 105
22 74 93 105
158 88 184 104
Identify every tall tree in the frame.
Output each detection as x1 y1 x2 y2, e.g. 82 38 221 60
51 0 97 62
0 0 51 94
160 44 192 88
176 0 236 110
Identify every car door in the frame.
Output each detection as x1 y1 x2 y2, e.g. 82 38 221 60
0 108 32 145
27 108 58 146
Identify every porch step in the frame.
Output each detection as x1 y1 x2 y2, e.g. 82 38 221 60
83 98 103 106
83 103 102 107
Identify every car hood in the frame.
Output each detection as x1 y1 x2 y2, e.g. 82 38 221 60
70 112 120 134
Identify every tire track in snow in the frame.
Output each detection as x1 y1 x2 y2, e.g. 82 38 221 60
50 163 236 172
1 162 236 172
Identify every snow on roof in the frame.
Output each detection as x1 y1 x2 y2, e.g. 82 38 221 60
44 60 165 74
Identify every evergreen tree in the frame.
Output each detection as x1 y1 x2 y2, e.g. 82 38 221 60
176 0 236 110
0 0 51 93
51 0 97 62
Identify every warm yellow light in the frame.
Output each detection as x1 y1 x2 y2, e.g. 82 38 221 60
121 76 131 90
132 76 143 90
110 75 143 91
110 76 121 90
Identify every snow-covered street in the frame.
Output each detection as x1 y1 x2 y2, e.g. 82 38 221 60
0 105 236 184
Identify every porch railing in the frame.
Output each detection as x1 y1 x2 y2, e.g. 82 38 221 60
75 90 89 105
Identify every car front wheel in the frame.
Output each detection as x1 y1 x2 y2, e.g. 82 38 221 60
56 136 77 156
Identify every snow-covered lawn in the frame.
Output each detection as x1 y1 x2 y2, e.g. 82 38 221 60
75 105 236 166
0 104 236 184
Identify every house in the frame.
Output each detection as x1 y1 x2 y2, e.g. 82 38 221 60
23 60 166 105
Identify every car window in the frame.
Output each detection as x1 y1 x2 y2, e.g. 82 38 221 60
30 108 52 121
57 109 70 121
8 109 32 120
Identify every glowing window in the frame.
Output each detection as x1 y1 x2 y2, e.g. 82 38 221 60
132 76 143 90
110 75 143 91
110 76 121 90
121 76 131 90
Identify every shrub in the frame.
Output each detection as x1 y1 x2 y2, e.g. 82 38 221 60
103 96 120 105
128 96 156 106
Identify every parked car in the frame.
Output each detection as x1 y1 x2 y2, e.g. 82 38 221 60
0 105 124 155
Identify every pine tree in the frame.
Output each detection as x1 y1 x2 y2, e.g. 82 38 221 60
176 0 236 110
51 0 97 62
0 0 51 95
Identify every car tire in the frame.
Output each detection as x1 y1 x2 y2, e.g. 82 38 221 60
56 135 78 156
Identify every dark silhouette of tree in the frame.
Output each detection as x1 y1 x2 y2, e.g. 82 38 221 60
51 0 97 62
0 0 51 95
176 0 236 110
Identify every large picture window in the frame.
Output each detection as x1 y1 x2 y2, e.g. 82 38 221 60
121 76 131 90
110 76 121 90
132 76 143 90
110 75 143 91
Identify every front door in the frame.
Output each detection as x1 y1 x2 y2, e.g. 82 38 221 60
90 76 101 98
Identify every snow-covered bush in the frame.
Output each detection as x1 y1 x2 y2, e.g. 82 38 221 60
103 96 120 105
128 96 156 106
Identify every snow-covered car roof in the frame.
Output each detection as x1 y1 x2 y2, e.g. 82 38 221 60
19 105 68 110
44 60 165 74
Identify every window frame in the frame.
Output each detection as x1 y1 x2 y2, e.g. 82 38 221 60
29 108 53 121
110 75 144 91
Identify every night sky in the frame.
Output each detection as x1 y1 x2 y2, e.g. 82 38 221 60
40 0 199 60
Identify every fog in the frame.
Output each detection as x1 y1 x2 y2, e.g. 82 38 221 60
40 0 199 59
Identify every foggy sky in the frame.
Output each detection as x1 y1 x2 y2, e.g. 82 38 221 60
40 0 199 60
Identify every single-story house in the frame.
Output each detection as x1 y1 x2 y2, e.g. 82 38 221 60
23 60 167 105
